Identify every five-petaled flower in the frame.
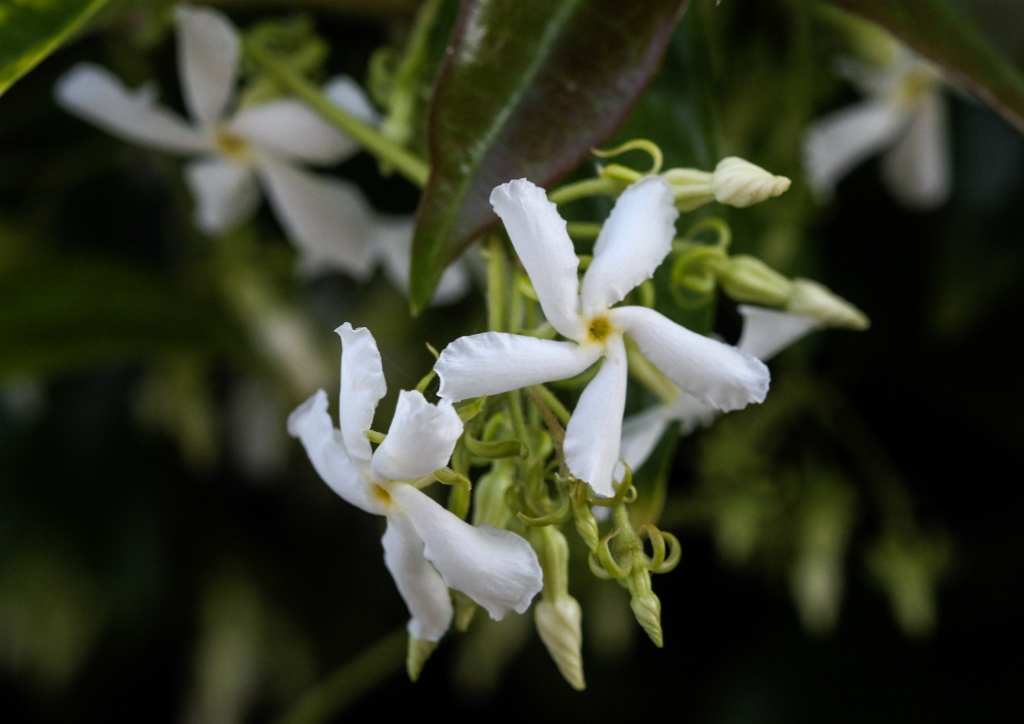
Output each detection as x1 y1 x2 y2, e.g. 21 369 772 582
618 305 822 476
287 323 542 642
433 176 770 497
803 47 950 210
55 5 381 279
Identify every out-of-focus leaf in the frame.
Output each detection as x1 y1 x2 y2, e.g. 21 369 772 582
0 259 244 377
409 0 691 313
0 0 110 97
827 0 1024 134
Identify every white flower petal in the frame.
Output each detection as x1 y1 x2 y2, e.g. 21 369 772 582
581 176 678 315
564 338 628 497
372 392 463 482
434 333 600 402
375 218 472 306
665 393 719 435
490 180 583 339
617 404 673 476
613 305 769 412
737 305 821 361
390 484 543 620
184 158 260 233
381 512 453 641
54 64 206 153
881 91 951 209
803 99 907 199
174 5 239 125
256 155 378 278
337 323 387 467
324 75 381 125
286 390 377 514
230 99 358 165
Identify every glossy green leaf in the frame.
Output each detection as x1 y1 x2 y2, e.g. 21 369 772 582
0 0 110 97
0 259 244 378
409 0 690 313
827 0 1024 134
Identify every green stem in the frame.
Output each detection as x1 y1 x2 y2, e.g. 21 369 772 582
530 384 571 426
567 222 603 239
275 628 406 724
505 390 531 456
485 237 507 333
378 0 442 147
548 177 622 206
243 38 430 188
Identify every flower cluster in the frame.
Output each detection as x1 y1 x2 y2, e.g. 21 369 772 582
61 1 877 690
435 176 771 496
288 324 542 643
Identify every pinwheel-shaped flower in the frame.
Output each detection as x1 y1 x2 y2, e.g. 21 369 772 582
434 176 770 497
803 48 950 209
288 324 542 642
618 306 822 475
55 5 380 279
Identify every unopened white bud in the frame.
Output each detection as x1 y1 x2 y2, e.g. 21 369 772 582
712 157 791 208
788 278 870 330
535 596 585 690
718 254 794 306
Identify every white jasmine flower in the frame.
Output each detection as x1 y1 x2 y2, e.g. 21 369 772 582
288 323 542 642
803 48 951 209
55 5 380 279
296 182 471 305
433 177 770 497
618 306 821 475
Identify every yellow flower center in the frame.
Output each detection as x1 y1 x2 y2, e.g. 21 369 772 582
372 484 392 507
894 67 935 109
212 128 252 163
586 315 612 344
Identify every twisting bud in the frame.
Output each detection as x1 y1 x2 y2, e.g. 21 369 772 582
788 278 870 330
535 598 585 691
711 157 791 208
661 157 789 212
627 569 664 648
533 526 586 689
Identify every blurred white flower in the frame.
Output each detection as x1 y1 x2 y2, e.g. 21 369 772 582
287 323 542 642
434 177 769 497
295 183 471 305
55 5 381 279
617 306 821 475
803 48 951 209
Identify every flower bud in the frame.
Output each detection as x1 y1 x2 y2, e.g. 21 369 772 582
787 278 870 330
717 254 795 306
712 157 791 208
789 481 856 636
535 597 585 690
533 526 586 689
628 586 663 648
867 533 950 638
626 568 663 647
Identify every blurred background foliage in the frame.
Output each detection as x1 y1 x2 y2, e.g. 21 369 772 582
1 0 1023 721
